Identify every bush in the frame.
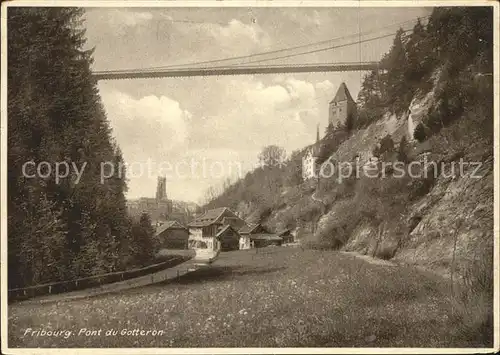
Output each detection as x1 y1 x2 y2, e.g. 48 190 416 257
414 122 427 142
375 245 397 260
379 134 395 155
449 243 493 346
312 199 360 250
356 107 385 129
397 136 409 163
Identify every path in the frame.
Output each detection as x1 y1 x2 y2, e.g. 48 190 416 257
14 258 200 305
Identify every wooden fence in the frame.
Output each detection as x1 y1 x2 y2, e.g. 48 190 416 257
8 255 190 303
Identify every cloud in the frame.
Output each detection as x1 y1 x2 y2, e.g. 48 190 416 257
170 17 272 55
284 9 322 28
316 79 334 92
109 9 153 27
88 9 153 35
97 76 333 202
187 76 321 158
100 88 190 163
210 19 269 46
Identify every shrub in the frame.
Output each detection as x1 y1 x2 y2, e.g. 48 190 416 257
414 122 427 142
312 199 360 250
375 245 397 260
397 136 409 163
379 134 395 155
449 243 493 346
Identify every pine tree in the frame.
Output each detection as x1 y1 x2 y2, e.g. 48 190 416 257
413 123 427 142
397 136 409 163
131 213 156 267
8 8 132 287
382 28 410 114
405 18 431 90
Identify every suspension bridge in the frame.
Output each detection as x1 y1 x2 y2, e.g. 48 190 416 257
91 16 427 81
92 62 384 80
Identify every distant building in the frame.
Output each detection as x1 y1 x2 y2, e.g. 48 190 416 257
156 176 173 215
328 82 357 127
155 220 189 250
302 124 321 181
126 176 174 220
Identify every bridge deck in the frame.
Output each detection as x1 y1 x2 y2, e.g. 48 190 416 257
92 62 383 80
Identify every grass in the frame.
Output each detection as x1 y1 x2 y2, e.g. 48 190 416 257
8 247 492 348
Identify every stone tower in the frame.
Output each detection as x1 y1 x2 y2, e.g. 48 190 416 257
155 176 173 217
328 82 357 127
155 176 167 202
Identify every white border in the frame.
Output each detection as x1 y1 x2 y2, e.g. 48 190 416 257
1 1 499 354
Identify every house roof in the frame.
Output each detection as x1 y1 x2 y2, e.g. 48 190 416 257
188 207 228 227
250 234 283 241
329 82 355 104
216 224 241 238
221 216 246 230
277 229 291 236
155 220 187 236
239 223 259 234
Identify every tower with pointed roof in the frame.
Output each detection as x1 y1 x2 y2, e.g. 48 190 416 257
328 82 357 127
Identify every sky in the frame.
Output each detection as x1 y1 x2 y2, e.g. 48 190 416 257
83 5 432 204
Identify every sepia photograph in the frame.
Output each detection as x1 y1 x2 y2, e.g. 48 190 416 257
1 1 498 353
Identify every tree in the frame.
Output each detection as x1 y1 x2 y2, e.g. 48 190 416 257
284 150 303 187
381 28 410 114
202 185 222 205
7 8 132 287
131 213 156 267
414 122 427 142
357 70 385 110
379 134 395 156
345 112 355 132
258 145 287 168
404 18 431 89
397 136 409 163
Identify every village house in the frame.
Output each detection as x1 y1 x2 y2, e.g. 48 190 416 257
277 229 295 244
237 223 256 249
238 222 283 248
216 225 241 251
187 207 245 252
154 220 189 250
303 124 321 181
238 223 266 249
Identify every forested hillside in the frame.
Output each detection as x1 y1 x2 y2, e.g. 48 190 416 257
7 8 155 289
204 7 493 229
202 8 494 340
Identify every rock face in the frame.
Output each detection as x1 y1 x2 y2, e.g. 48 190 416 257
397 159 494 276
342 154 493 277
301 80 492 277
